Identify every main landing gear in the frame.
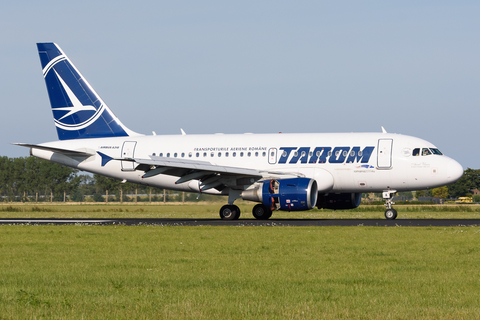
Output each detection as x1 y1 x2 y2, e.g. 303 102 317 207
383 190 397 220
219 205 241 220
252 204 272 220
219 204 274 220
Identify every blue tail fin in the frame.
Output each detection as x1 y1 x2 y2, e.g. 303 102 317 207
37 43 138 140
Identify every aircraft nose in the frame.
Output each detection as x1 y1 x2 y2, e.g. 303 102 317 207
447 158 464 183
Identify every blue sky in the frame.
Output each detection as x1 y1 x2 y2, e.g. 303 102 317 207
1 1 479 169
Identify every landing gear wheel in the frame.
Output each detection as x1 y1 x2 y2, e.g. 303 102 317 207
219 205 241 220
252 204 273 220
385 208 397 220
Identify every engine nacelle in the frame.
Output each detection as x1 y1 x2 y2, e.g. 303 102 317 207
242 178 318 211
317 193 362 210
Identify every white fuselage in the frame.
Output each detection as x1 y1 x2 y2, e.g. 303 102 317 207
31 132 463 196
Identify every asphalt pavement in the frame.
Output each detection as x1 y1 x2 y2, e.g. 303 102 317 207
0 218 478 227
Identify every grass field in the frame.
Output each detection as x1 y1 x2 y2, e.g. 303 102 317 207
0 225 479 319
0 204 480 319
1 202 480 219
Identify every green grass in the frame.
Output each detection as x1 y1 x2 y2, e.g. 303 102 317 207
1 202 480 219
0 225 479 319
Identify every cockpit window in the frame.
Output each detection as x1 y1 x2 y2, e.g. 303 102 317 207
413 147 442 156
422 148 432 156
430 148 443 155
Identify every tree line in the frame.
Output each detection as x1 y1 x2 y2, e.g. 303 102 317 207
0 156 479 203
0 156 209 203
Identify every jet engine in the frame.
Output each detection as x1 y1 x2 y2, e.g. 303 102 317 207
242 178 318 211
316 193 362 210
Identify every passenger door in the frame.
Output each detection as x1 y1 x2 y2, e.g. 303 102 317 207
377 139 393 169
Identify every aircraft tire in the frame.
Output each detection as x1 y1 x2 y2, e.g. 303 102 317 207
384 208 397 220
219 205 241 220
252 204 273 220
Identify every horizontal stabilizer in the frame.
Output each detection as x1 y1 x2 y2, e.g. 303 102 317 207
13 143 95 157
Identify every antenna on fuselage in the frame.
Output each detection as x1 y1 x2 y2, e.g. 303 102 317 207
381 126 387 133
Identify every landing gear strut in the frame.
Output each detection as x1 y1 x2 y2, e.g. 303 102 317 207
383 190 397 220
219 205 241 220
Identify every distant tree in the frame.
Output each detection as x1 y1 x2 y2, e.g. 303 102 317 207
94 174 122 202
71 175 96 202
415 189 432 198
431 186 448 199
93 193 104 202
448 168 480 197
0 157 14 200
24 156 43 201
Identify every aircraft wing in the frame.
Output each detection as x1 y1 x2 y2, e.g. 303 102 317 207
123 156 298 191
13 143 95 157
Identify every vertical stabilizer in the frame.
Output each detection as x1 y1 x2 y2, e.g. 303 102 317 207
37 43 139 140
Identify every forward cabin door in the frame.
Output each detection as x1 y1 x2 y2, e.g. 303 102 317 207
121 141 137 171
377 139 393 169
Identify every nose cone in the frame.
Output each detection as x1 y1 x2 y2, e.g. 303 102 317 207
446 158 464 183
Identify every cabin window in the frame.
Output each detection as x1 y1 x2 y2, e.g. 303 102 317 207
350 151 355 157
218 152 221 157
211 152 214 157
412 148 420 156
335 150 340 157
262 152 266 157
167 153 170 157
226 152 229 157
203 152 207 157
247 152 251 157
328 151 332 157
271 152 274 157
189 152 192 158
301 151 306 157
282 151 287 157
196 152 199 157
240 152 244 157
174 153 177 157
152 153 156 156
233 152 237 157
255 152 258 157
316 150 321 157
181 153 185 157
358 151 363 157
342 150 347 157
293 151 298 157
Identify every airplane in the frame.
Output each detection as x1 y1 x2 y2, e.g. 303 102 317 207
15 43 464 220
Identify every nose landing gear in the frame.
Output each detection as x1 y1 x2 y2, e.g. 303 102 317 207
383 190 397 220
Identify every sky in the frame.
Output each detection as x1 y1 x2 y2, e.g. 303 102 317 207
1 1 479 169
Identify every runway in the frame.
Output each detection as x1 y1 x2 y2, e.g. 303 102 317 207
0 218 479 227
